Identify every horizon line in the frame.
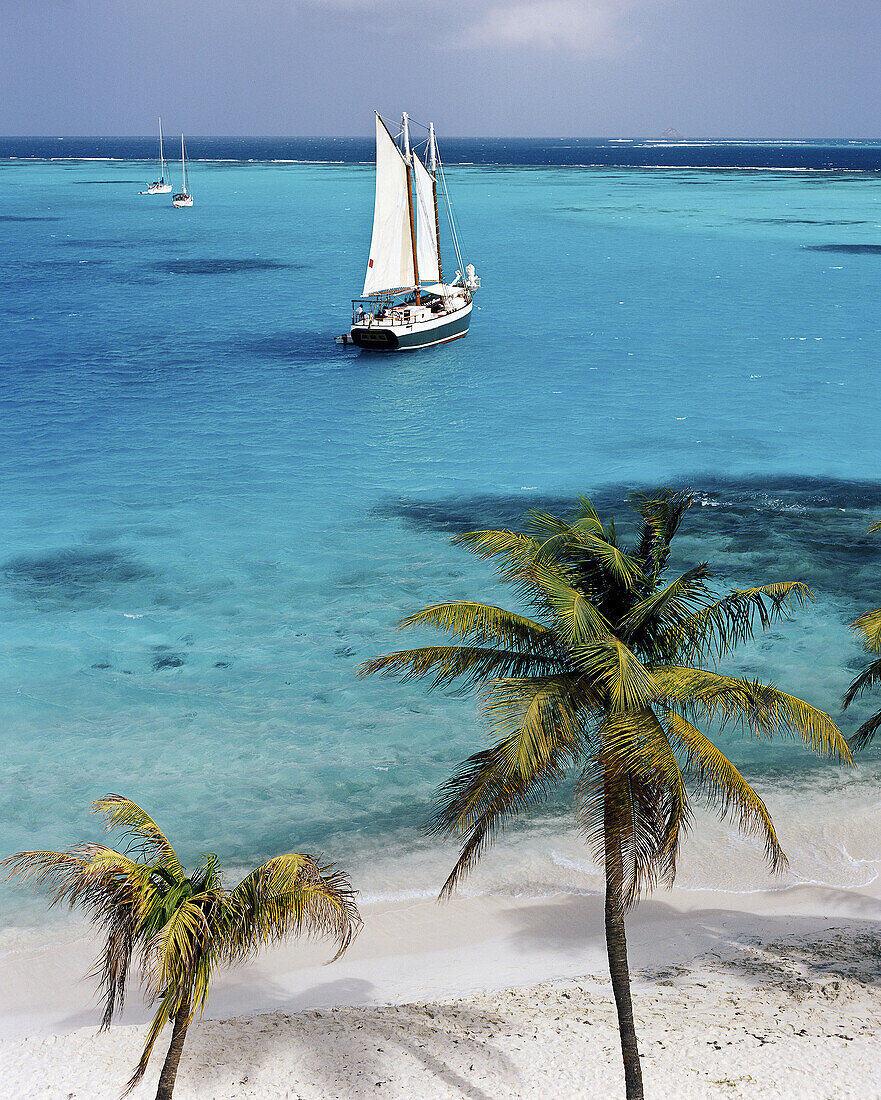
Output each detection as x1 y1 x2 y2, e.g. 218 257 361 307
3 134 881 143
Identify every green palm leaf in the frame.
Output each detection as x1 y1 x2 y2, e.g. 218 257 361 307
359 645 556 692
652 665 851 762
630 489 694 574
527 563 613 644
620 563 711 639
851 606 881 654
842 654 881 707
398 601 555 651
226 853 360 963
849 710 881 751
93 795 185 877
666 582 812 663
665 709 785 871
574 639 657 712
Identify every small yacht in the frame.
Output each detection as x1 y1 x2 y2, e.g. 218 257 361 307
140 116 172 194
172 134 193 208
342 112 479 352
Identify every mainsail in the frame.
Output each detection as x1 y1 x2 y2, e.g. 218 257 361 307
412 152 440 285
363 115 415 296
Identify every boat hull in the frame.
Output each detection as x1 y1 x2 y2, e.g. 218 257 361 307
143 184 172 194
172 196 193 207
351 301 471 352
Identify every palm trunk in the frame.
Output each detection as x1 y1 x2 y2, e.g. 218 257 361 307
604 799 645 1100
155 1002 191 1100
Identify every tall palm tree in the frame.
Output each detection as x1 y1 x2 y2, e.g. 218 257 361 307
361 490 850 1100
2 795 360 1100
842 519 881 748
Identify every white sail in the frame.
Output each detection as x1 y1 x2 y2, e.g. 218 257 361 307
363 114 414 296
412 152 440 285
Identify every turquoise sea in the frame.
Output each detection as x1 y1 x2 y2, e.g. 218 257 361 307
2 140 881 938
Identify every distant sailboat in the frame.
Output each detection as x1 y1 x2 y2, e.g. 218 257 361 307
172 134 193 208
140 116 172 194
345 112 479 352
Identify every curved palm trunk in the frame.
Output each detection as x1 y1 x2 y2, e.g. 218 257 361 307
604 798 645 1100
155 1002 191 1100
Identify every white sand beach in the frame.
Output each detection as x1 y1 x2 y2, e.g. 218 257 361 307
2 881 881 1099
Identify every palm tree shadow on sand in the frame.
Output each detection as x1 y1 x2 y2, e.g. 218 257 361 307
500 889 881 987
169 992 515 1100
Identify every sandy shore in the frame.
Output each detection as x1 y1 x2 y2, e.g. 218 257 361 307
2 880 881 1098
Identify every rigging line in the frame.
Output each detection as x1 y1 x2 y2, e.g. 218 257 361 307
437 151 465 278
377 112 405 142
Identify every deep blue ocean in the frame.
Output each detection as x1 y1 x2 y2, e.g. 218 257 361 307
2 138 881 939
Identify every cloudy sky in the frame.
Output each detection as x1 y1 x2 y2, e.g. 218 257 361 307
1 0 879 137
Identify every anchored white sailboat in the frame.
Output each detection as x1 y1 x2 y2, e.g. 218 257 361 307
172 134 193 208
344 112 479 352
140 116 172 194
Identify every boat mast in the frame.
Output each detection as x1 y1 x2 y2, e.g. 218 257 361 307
181 134 186 194
428 122 443 285
158 116 165 179
402 113 421 304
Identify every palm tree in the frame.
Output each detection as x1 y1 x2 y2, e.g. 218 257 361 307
361 490 850 1100
2 795 361 1100
842 520 881 748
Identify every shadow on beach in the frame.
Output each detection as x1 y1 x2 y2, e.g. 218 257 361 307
178 997 515 1100
500 887 881 989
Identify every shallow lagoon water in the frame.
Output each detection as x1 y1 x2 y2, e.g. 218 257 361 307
1 149 881 935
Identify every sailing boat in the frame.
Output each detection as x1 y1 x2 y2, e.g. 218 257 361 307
140 116 172 194
172 134 193 208
346 112 479 352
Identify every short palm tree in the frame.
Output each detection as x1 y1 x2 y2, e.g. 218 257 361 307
361 490 850 1100
2 796 360 1100
842 519 881 748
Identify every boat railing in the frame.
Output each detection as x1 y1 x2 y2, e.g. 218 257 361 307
350 290 462 326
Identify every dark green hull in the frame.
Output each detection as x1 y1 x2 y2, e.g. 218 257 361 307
351 305 471 352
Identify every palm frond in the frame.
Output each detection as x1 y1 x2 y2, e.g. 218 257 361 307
453 529 547 574
652 666 851 762
227 854 360 963
527 564 612 645
665 709 785 871
570 532 644 589
432 677 590 897
572 494 604 528
0 845 154 1029
92 795 184 875
141 899 205 1003
851 607 881 654
849 709 881 751
122 987 183 1096
524 509 572 538
0 845 149 913
574 639 657 712
843 654 881 709
396 601 555 651
430 732 580 898
619 563 710 640
665 582 813 664
478 675 591 775
525 502 606 542
600 710 688 903
630 489 694 573
359 645 558 693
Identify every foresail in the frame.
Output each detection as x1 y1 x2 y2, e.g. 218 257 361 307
412 152 440 285
363 115 415 296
